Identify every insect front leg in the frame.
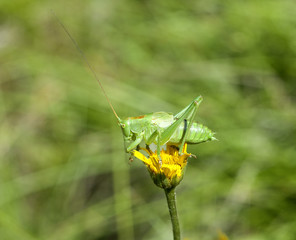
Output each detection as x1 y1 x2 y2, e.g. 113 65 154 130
158 97 202 153
126 132 144 153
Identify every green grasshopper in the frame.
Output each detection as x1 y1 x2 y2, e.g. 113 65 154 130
54 13 215 158
119 96 215 156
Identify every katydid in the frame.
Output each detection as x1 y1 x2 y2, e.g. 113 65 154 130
120 96 215 156
54 13 216 158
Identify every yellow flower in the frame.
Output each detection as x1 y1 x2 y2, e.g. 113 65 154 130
133 143 192 189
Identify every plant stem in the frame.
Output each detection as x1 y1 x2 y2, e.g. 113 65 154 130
165 187 181 240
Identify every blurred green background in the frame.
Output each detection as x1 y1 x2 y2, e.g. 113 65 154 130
1 0 296 239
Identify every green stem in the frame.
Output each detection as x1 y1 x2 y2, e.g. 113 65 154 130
164 187 181 240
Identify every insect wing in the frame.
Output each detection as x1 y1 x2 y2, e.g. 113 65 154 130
151 112 174 128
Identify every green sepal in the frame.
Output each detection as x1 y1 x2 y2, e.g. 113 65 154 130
148 169 186 190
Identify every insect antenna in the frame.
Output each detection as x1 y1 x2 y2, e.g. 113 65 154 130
51 10 121 122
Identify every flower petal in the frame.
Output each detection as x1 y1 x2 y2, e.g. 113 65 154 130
133 150 149 165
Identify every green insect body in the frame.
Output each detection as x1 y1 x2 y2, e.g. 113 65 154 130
55 16 215 157
119 96 215 155
121 112 214 151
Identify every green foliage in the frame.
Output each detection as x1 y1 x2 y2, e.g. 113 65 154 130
1 0 295 239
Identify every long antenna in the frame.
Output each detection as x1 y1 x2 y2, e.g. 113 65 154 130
51 10 120 121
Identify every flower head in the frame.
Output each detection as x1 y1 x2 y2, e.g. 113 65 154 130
133 143 192 189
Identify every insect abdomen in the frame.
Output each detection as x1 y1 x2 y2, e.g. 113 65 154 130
169 122 215 144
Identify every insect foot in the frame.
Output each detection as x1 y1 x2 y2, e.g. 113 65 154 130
158 155 163 167
128 156 134 165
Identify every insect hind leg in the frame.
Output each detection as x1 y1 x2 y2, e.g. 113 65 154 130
158 97 202 153
178 99 200 153
174 96 203 120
